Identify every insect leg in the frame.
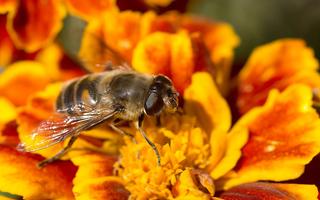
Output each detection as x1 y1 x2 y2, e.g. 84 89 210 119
135 114 161 166
109 122 134 138
37 135 79 168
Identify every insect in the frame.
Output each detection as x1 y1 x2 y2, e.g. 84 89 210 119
17 39 179 167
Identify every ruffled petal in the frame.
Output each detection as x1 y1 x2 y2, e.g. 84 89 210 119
184 72 231 171
0 61 51 106
65 0 117 20
71 151 129 200
238 39 320 114
7 0 66 52
220 182 318 200
0 14 14 66
36 43 86 81
217 84 320 190
0 145 76 199
79 10 141 63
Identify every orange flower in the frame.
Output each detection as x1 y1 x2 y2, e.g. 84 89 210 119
0 1 319 198
237 39 320 114
6 0 66 52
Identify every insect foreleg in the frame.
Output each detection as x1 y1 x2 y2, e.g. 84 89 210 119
135 114 161 166
37 135 79 168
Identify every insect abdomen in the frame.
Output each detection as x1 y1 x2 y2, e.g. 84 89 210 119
56 75 102 114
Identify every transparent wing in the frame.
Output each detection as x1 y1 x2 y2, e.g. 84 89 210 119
17 110 118 152
78 31 132 73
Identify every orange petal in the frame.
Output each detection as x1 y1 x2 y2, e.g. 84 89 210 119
0 145 76 199
71 151 129 200
170 31 195 93
181 16 240 94
0 0 16 13
184 72 231 171
133 31 213 94
0 14 14 66
217 84 320 190
220 182 318 200
65 0 117 20
238 39 320 114
132 32 172 75
0 61 51 106
79 10 141 63
7 0 66 52
36 43 86 81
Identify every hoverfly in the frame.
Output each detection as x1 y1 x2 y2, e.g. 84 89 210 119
17 37 179 167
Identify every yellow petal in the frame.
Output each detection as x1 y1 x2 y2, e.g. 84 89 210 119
184 72 231 172
0 61 51 106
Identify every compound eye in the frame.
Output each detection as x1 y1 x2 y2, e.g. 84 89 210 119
144 92 164 115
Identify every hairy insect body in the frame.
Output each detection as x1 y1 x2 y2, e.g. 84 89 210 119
56 70 154 121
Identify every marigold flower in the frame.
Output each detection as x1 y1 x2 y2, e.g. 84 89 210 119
237 39 320 114
0 1 319 199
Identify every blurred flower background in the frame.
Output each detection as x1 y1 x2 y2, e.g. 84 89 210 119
1 0 320 199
